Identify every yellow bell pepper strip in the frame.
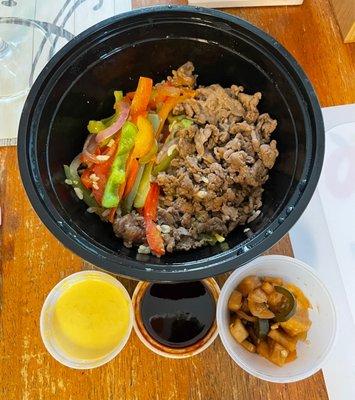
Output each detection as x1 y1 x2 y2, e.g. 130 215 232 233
101 121 138 208
121 164 145 214
131 115 155 159
133 161 153 208
139 139 158 164
130 77 153 120
87 91 123 134
144 183 165 256
137 113 160 164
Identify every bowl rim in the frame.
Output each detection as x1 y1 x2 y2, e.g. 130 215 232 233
216 255 337 383
39 270 133 369
18 5 324 281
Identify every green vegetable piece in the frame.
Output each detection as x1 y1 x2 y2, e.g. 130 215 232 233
169 117 193 133
179 118 193 129
273 286 297 322
133 162 153 208
101 121 138 208
87 90 123 134
87 120 107 134
167 114 186 124
63 165 99 209
113 90 123 104
147 113 160 134
254 319 270 338
117 121 137 155
121 164 145 214
152 148 178 175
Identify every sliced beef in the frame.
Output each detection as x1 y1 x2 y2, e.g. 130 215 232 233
113 212 146 248
112 62 279 253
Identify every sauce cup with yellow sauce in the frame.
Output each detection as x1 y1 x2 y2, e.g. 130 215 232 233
40 270 133 369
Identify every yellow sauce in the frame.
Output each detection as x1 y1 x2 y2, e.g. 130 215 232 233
52 276 130 360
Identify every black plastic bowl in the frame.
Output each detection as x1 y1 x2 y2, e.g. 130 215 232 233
18 6 324 281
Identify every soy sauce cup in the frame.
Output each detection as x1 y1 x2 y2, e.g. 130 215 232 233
132 278 220 358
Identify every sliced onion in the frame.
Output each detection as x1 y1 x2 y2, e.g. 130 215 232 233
95 100 130 143
82 134 101 164
69 153 82 181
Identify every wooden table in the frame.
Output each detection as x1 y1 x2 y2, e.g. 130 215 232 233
0 0 354 398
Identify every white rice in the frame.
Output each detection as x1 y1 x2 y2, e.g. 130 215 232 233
167 144 178 156
89 173 100 182
101 209 111 218
160 224 171 234
247 210 261 223
138 245 151 254
74 187 84 200
196 190 208 199
107 139 115 148
96 155 110 161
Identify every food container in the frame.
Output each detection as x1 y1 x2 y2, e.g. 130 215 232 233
217 255 337 383
18 6 324 281
40 271 133 369
132 278 220 358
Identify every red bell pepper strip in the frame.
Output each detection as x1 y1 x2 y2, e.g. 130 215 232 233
143 182 159 221
144 182 165 256
145 220 165 257
130 77 153 119
108 207 117 223
80 169 93 189
90 159 113 204
90 136 119 203
123 158 139 199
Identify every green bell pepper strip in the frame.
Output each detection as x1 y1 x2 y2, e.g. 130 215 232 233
147 112 160 133
273 286 297 322
101 121 138 208
87 91 123 134
133 162 153 208
167 114 186 124
121 164 145 214
63 165 100 209
152 147 178 175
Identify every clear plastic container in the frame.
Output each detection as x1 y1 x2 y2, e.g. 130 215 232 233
217 255 337 383
40 270 133 369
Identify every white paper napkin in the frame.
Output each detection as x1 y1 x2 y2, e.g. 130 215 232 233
290 103 355 400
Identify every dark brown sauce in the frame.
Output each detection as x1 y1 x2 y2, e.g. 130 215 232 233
140 281 216 348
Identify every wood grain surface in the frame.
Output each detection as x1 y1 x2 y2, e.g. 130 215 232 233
329 0 355 43
1 0 354 399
